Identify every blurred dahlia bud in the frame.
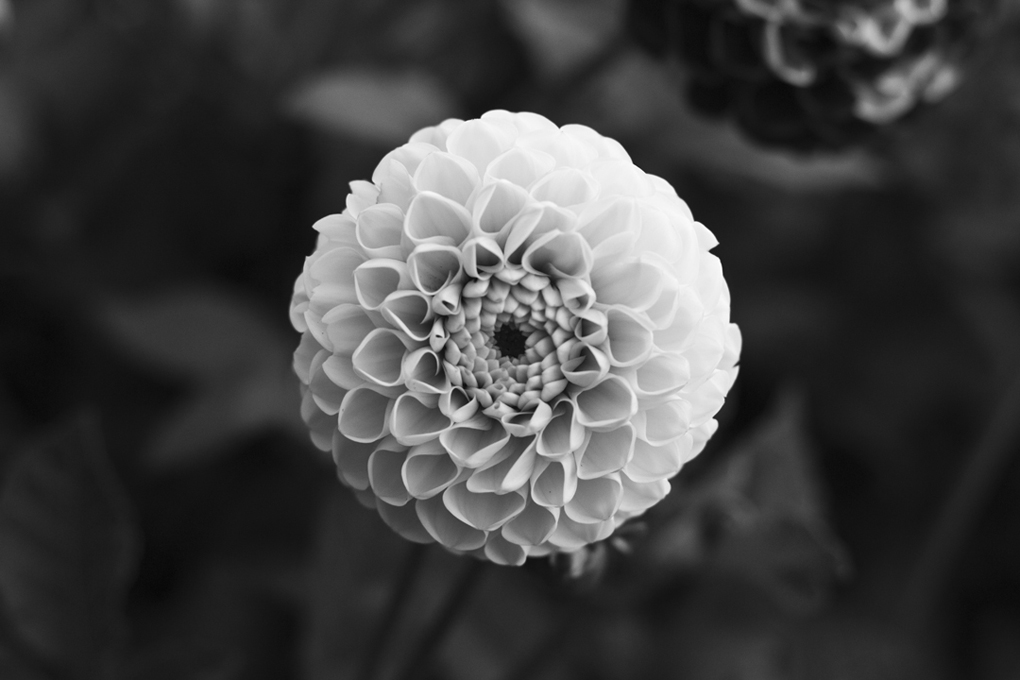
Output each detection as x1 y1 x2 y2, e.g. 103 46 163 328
628 0 993 150
290 111 740 565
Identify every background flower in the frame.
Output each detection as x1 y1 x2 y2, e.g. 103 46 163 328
291 111 740 565
628 0 999 150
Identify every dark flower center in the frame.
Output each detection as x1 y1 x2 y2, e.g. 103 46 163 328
493 322 528 360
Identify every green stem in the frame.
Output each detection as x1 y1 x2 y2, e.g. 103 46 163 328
358 542 428 680
898 367 1020 631
393 558 486 680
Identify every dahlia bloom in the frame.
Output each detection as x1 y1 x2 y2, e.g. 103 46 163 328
629 0 994 150
291 111 740 565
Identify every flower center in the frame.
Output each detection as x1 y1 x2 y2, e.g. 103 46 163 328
493 322 528 360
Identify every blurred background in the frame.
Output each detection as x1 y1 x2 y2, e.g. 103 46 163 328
2 0 1020 678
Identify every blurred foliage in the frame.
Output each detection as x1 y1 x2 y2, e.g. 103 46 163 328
2 0 1020 679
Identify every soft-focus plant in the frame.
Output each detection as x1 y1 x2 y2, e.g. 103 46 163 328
628 0 998 150
290 110 741 565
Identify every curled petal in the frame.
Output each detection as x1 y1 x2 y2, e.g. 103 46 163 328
409 119 463 149
630 353 691 399
557 277 596 314
354 259 409 311
356 203 405 258
407 243 463 295
521 230 592 279
529 167 598 207
531 456 578 507
574 375 637 431
412 151 479 205
324 304 377 355
379 290 433 342
548 515 614 551
537 400 585 458
517 129 597 167
390 392 452 446
313 213 359 244
501 400 554 437
404 191 472 247
603 307 654 368
369 446 411 506
561 343 610 388
470 179 530 236
352 328 410 388
322 353 361 391
633 205 685 262
402 439 462 499
565 474 623 524
576 424 634 480
653 286 704 351
625 437 686 483
309 355 348 414
573 307 608 346
346 180 379 217
562 123 630 160
461 237 505 278
377 498 434 544
589 159 654 197
503 203 576 266
485 146 556 188
439 387 481 423
638 399 692 446
444 483 526 530
618 474 670 515
338 386 393 442
293 332 322 385
466 436 537 494
501 500 559 546
332 431 374 490
689 369 738 427
441 420 511 468
446 119 516 174
577 198 640 251
302 389 335 451
309 247 365 306
590 257 665 312
415 495 487 551
484 533 528 566
402 348 450 394
371 158 414 212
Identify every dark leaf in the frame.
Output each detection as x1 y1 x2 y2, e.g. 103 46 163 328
0 415 140 680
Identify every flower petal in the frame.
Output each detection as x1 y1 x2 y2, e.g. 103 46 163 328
324 304 377 354
618 474 670 514
536 400 585 458
404 191 472 247
630 353 690 399
440 420 511 468
309 247 366 306
415 495 488 551
352 328 409 388
390 392 452 446
402 347 450 394
461 237 505 278
338 386 393 442
412 151 479 205
446 119 516 174
639 399 692 446
371 157 414 212
444 483 526 531
521 230 592 279
603 307 654 368
501 499 559 546
379 290 434 342
589 159 654 197
469 179 531 237
576 424 634 480
368 446 411 506
547 515 614 551
354 259 409 311
561 343 610 388
529 167 598 207
624 437 685 483
377 498 434 544
530 456 577 507
466 436 537 494
483 533 528 566
402 439 461 499
590 257 665 312
356 203 405 258
564 474 622 524
574 375 637 431
407 243 463 295
332 431 374 490
485 146 556 188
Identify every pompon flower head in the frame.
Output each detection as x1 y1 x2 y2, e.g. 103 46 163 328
290 111 741 566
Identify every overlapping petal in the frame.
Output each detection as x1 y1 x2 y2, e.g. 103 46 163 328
291 110 740 564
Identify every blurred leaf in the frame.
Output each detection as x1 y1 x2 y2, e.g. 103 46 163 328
498 0 623 80
98 287 305 471
0 415 140 680
646 391 850 614
285 68 460 145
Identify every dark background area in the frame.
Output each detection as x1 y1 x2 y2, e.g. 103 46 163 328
2 0 1020 679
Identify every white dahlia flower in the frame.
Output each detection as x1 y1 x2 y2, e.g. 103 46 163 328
291 111 741 566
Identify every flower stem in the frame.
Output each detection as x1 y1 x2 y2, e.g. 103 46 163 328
393 558 486 680
358 542 428 680
898 367 1020 631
